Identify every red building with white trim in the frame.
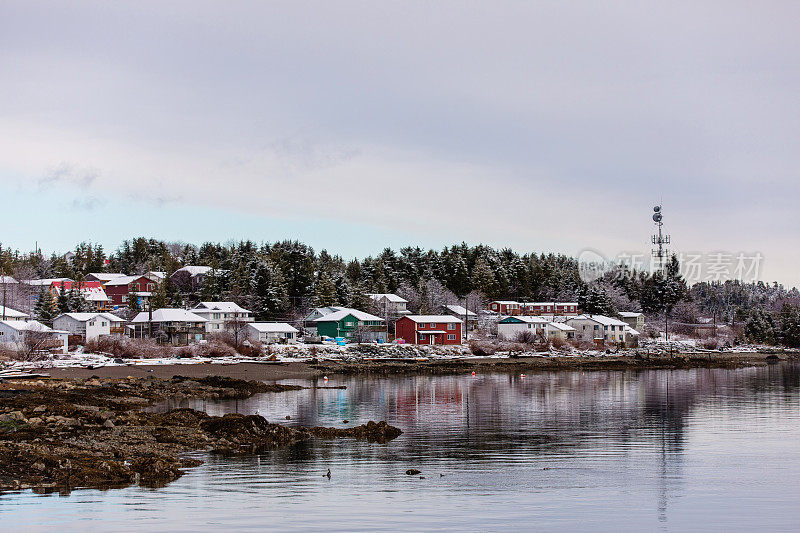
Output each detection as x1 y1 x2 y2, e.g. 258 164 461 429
103 275 159 309
395 315 463 345
489 301 522 315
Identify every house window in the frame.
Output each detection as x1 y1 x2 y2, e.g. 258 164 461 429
147 284 153 291
102 322 107 327
528 324 532 329
345 321 354 327
447 323 455 330
593 325 599 330
447 334 456 340
429 323 436 328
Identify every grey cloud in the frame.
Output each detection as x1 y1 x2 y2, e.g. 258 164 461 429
40 162 99 190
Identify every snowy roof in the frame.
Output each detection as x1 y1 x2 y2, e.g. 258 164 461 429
104 274 156 286
248 322 299 333
0 276 18 284
87 273 127 282
51 281 110 302
547 322 576 331
24 278 72 286
444 304 477 317
193 302 251 314
172 266 213 277
492 301 521 305
402 315 463 323
499 315 550 324
522 302 579 307
619 312 643 318
314 309 385 323
567 314 629 327
131 309 207 323
369 293 408 304
56 312 125 323
0 319 58 333
146 271 166 280
0 306 29 319
627 328 641 336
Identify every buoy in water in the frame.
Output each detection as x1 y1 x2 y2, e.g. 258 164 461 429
471 371 476 377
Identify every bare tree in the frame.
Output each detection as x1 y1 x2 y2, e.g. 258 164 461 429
17 329 61 361
225 315 250 348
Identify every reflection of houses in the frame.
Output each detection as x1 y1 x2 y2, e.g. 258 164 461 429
50 281 111 311
103 275 159 309
619 311 645 331
191 301 253 333
368 294 410 316
246 322 299 344
312 308 386 342
53 312 126 341
130 309 206 345
0 320 68 354
395 315 463 345
566 314 631 345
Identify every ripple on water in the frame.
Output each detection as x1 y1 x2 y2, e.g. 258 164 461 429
2 364 800 532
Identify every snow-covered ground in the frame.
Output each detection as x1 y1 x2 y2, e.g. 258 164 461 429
1 340 789 371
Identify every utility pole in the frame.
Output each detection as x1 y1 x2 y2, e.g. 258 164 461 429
464 294 469 342
1 264 6 320
652 204 672 354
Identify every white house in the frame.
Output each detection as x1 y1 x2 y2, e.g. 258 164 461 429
368 294 410 315
53 312 125 341
246 322 299 344
130 309 207 345
0 305 30 322
497 315 550 340
566 314 631 345
0 320 68 354
442 304 478 326
545 322 576 341
191 302 253 333
619 311 645 331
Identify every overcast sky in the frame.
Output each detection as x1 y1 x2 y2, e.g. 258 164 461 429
1 1 798 285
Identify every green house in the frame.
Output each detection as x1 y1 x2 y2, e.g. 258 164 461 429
313 308 386 342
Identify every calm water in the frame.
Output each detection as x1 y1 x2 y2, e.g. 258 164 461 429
2 364 800 532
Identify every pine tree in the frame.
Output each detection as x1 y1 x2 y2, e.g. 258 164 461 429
57 281 70 314
150 279 168 309
35 287 57 326
314 273 338 307
128 291 141 315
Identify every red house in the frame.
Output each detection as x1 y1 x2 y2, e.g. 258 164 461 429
488 301 522 315
395 315 463 345
103 274 159 309
522 302 580 316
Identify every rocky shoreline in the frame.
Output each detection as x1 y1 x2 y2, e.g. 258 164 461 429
0 376 401 494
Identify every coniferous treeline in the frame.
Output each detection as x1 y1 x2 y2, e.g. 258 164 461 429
2 238 798 346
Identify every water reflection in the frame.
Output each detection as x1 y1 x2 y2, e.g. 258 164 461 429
4 364 800 532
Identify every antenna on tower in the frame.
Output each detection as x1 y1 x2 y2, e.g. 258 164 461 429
651 204 670 271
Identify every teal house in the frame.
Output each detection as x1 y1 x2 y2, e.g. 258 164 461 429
313 308 386 342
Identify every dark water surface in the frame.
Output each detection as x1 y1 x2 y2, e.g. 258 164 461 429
3 364 800 532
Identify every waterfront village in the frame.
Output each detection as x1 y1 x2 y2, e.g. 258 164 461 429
0 265 646 364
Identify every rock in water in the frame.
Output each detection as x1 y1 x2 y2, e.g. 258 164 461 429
406 469 421 475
